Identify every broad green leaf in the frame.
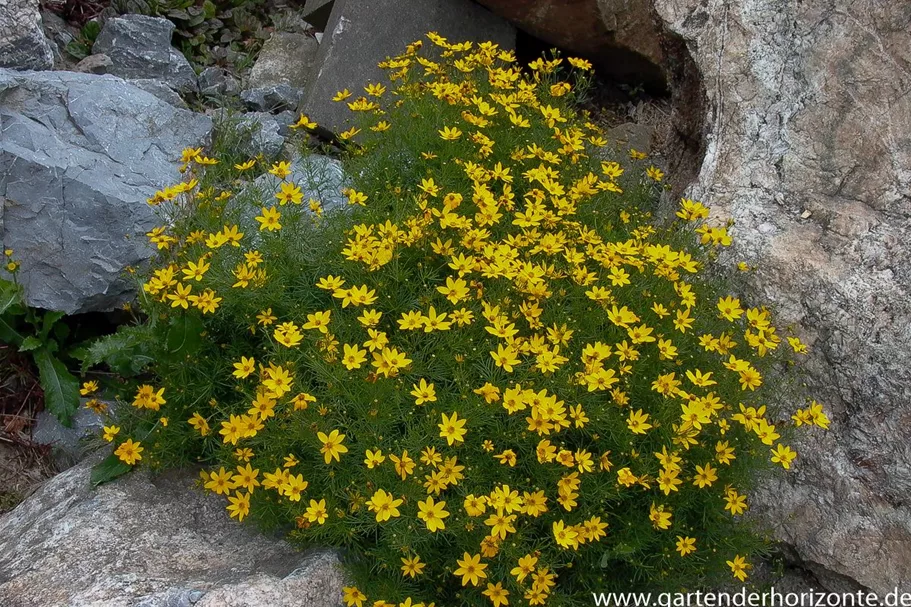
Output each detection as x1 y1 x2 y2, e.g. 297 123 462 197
41 310 66 340
0 316 24 346
19 336 42 352
33 348 80 427
165 314 203 358
90 453 132 486
80 328 153 376
0 278 22 315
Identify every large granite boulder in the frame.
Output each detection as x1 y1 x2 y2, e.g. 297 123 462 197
479 0 911 593
0 0 55 70
302 0 515 134
654 0 911 592
0 69 212 314
92 14 198 94
0 456 345 606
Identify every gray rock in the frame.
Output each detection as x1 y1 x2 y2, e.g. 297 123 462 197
301 0 515 134
74 53 112 74
31 405 106 468
0 68 212 314
93 14 197 94
0 457 346 606
0 0 55 70
247 32 319 91
210 111 287 158
131 77 188 108
255 154 349 213
240 84 304 113
302 0 335 31
198 66 240 97
651 0 911 592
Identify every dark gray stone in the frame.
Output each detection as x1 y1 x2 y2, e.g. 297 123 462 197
301 0 515 134
248 32 319 90
302 0 335 31
198 66 240 97
93 15 197 94
130 78 188 108
0 69 212 314
74 53 112 74
240 84 303 113
0 0 54 70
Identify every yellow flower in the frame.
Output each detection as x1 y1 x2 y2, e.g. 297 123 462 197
275 182 303 205
317 429 348 464
204 467 234 494
364 448 385 469
649 502 672 530
771 444 797 469
401 555 425 578
438 411 467 445
255 206 282 231
114 438 143 465
453 552 487 587
332 89 352 102
188 412 210 436
727 554 750 581
366 488 403 522
102 425 120 442
439 126 462 140
482 582 510 607
342 343 368 370
416 496 449 532
627 409 652 434
232 356 256 379
80 381 99 396
410 379 437 405
552 520 580 550
289 114 317 130
676 536 697 556
303 309 332 333
226 491 250 521
304 498 328 524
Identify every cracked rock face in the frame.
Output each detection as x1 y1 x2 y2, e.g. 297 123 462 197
652 0 911 592
0 456 346 606
0 0 55 70
0 69 212 313
92 14 198 94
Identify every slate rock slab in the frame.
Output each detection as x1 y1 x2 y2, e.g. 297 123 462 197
0 68 212 314
301 0 515 134
93 14 197 94
0 456 346 606
0 0 54 70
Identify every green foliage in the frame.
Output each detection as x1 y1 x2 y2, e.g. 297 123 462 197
88 37 828 605
64 20 102 61
0 270 83 427
112 0 272 68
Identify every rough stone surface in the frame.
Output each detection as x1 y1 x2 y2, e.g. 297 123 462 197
74 53 113 74
302 0 515 134
198 66 240 97
248 32 319 91
231 112 287 158
130 77 188 108
241 84 304 113
0 456 346 606
0 69 211 313
93 14 197 94
475 0 667 90
0 0 55 70
650 0 911 592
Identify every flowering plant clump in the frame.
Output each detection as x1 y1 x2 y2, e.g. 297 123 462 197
94 34 829 605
